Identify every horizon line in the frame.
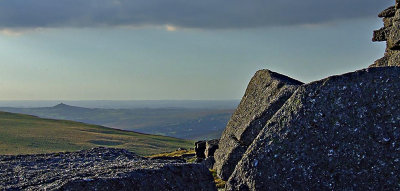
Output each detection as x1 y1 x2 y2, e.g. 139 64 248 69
0 99 241 101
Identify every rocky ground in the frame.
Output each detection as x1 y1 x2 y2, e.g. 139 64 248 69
0 147 216 191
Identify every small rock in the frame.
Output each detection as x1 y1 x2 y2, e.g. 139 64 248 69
205 139 219 158
378 6 396 18
195 140 207 159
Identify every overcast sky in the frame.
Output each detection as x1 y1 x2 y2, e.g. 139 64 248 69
0 0 393 100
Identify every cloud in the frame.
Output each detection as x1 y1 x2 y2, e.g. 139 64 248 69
165 25 177 32
0 29 23 36
0 28 44 36
0 0 392 30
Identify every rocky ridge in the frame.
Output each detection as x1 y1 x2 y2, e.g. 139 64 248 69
371 0 400 67
0 147 216 191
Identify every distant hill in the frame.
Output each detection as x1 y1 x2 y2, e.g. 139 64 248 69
0 104 234 140
0 111 193 156
0 100 240 109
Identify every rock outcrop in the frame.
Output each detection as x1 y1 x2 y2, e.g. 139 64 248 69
195 139 219 169
214 70 303 180
195 139 219 160
227 67 400 190
205 139 219 158
203 139 220 169
195 140 207 159
371 1 400 67
0 147 217 191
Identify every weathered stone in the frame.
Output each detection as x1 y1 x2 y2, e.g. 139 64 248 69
371 55 389 67
214 69 303 180
373 27 388 42
227 67 400 191
0 147 217 191
388 51 400 66
371 2 400 67
387 23 400 50
195 140 207 159
379 6 396 18
205 139 219 158
384 17 394 28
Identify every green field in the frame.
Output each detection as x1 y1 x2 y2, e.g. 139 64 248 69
0 111 194 156
0 104 233 140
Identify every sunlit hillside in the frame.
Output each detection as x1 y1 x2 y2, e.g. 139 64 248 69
0 111 193 156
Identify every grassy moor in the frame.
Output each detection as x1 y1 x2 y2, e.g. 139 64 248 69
0 111 193 156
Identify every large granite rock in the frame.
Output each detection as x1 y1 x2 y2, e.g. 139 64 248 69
371 2 400 67
214 69 303 180
227 67 400 190
0 147 217 191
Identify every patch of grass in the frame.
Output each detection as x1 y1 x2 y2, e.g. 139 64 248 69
210 169 226 189
0 111 194 156
149 150 225 189
148 149 195 158
186 156 197 163
88 140 124 146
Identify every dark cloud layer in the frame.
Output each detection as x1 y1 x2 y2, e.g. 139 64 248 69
0 0 392 29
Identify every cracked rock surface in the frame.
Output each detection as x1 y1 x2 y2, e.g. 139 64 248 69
227 67 400 190
0 147 216 191
214 69 303 180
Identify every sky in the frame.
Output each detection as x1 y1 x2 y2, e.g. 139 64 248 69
0 0 393 100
